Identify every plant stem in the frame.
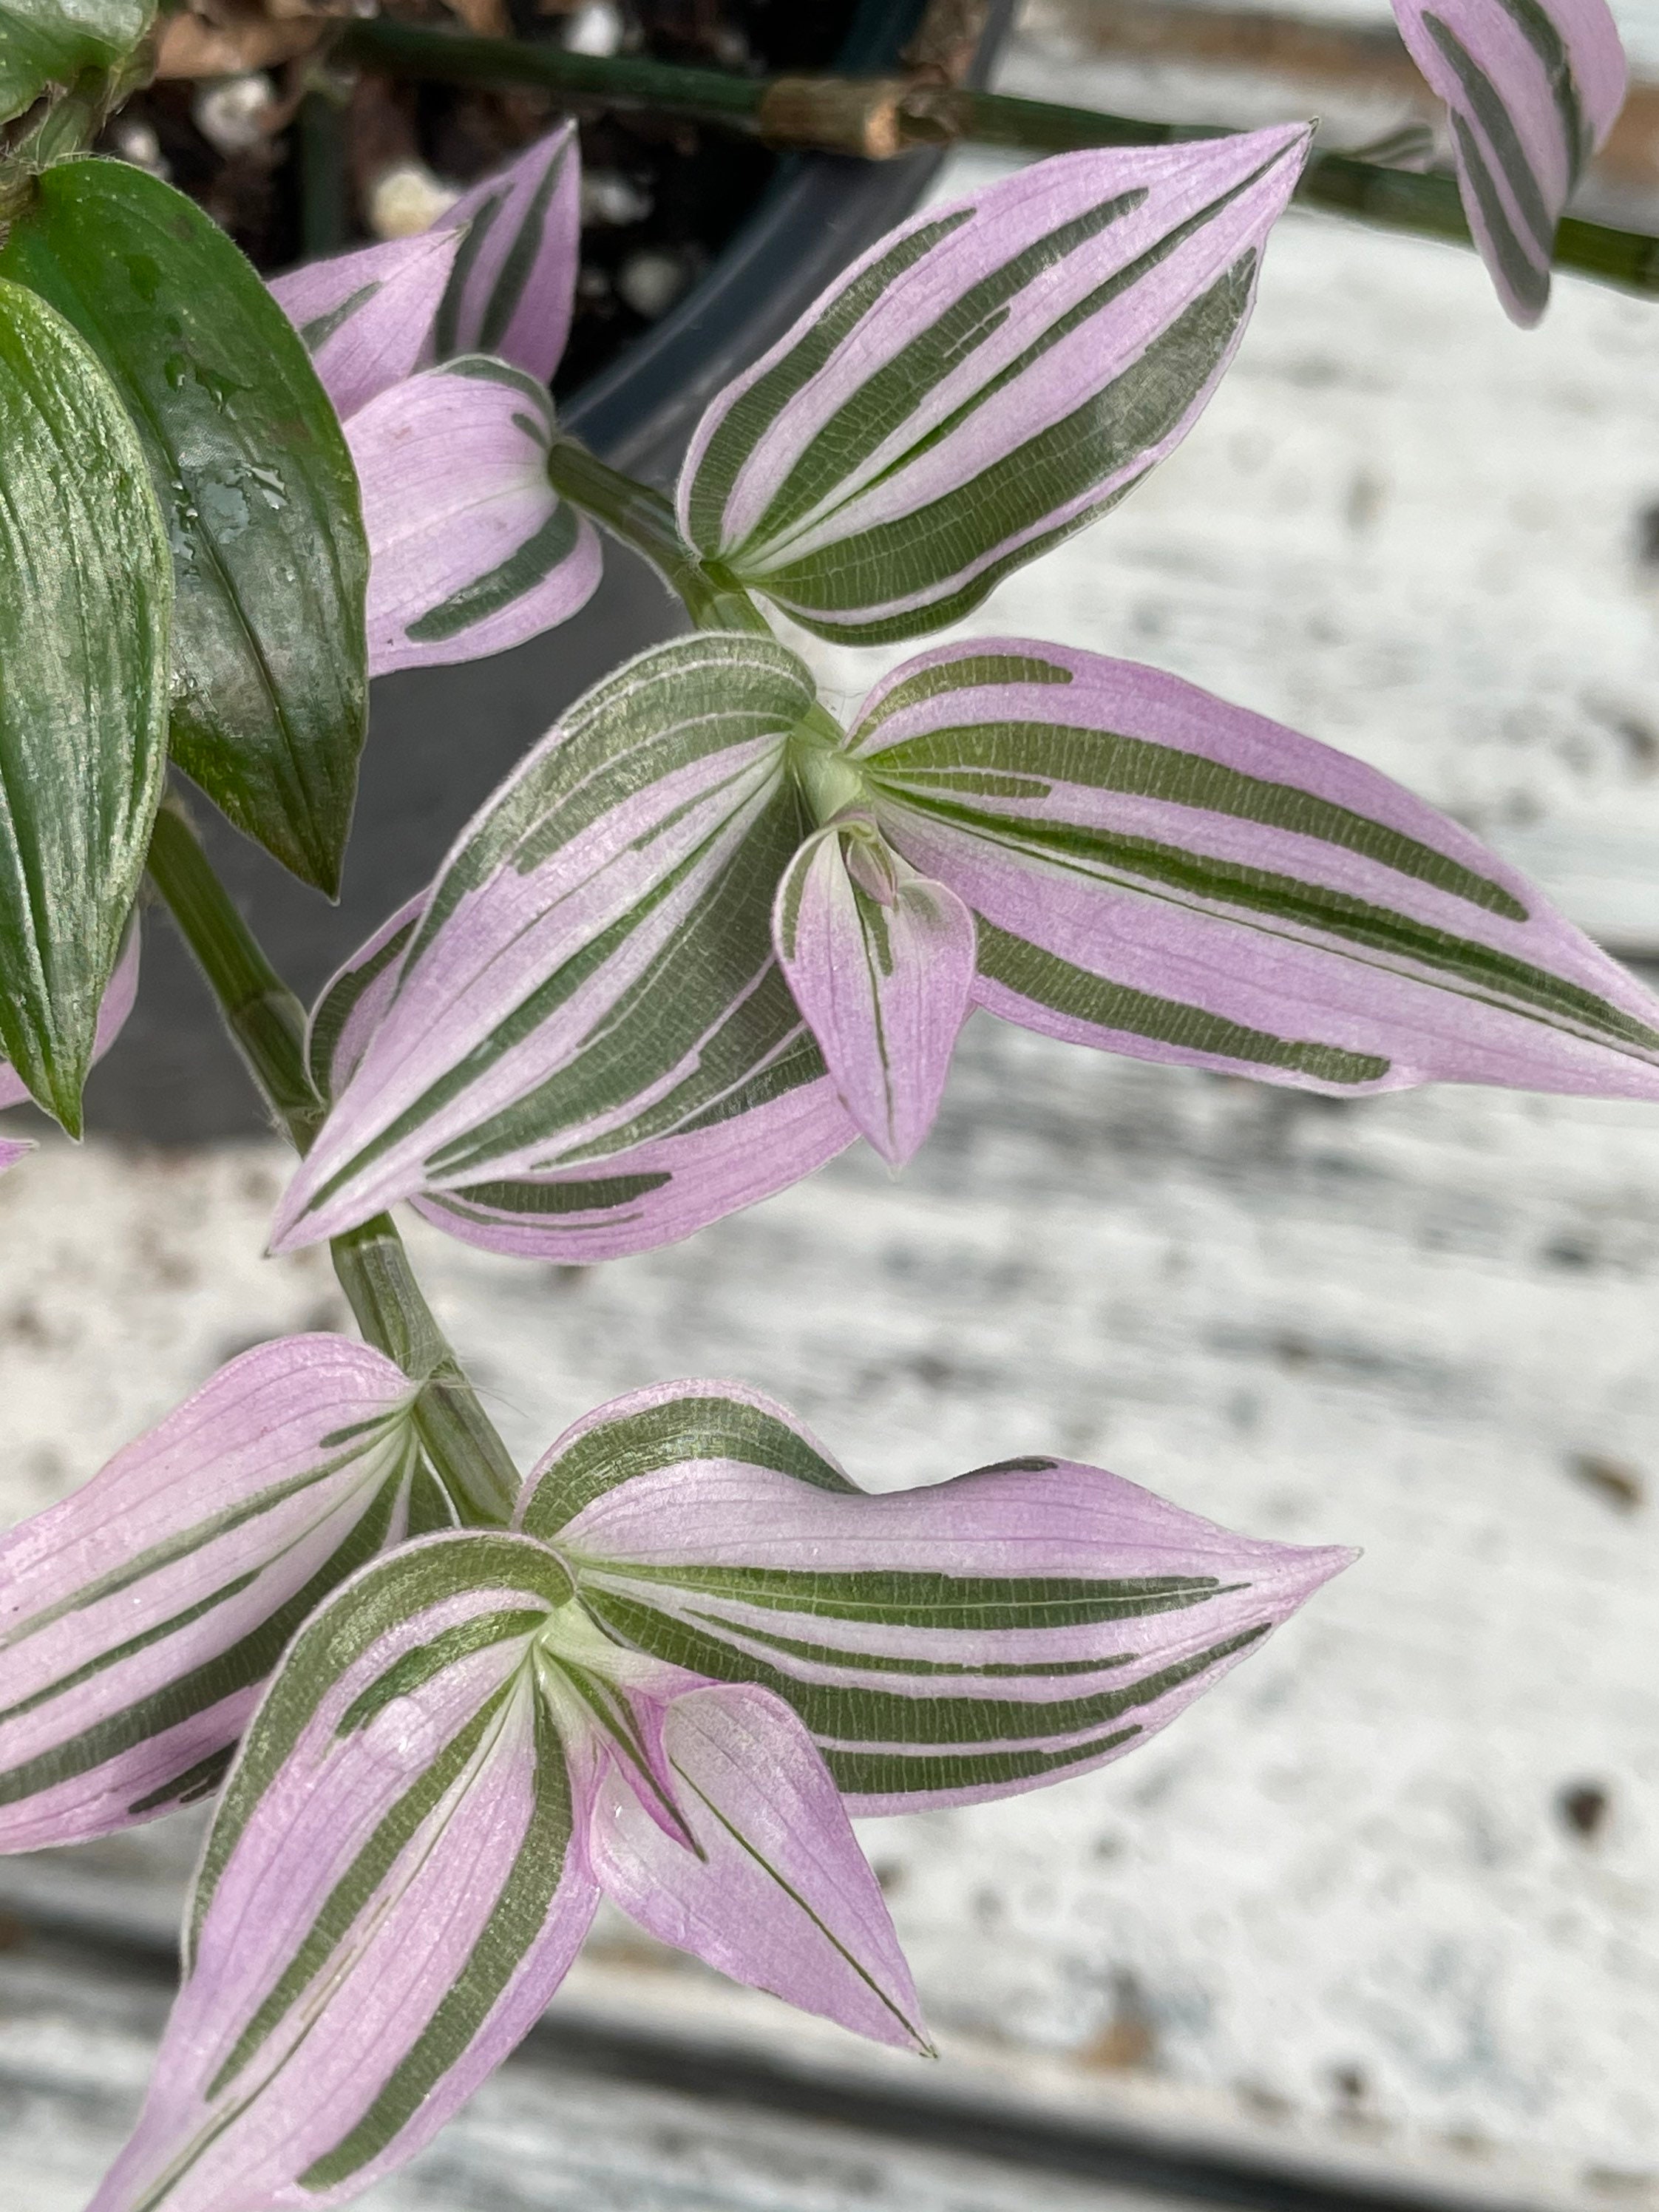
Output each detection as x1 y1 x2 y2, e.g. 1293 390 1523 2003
146 801 322 1153
144 798 519 1529
547 438 769 631
339 19 1659 303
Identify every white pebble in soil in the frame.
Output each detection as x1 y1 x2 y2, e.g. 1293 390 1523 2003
367 160 461 241
616 248 693 320
191 72 277 159
581 169 654 228
563 1 624 58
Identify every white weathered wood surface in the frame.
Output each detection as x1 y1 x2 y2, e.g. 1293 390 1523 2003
5 34 1659 2212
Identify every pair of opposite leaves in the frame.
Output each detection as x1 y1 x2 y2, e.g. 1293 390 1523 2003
0 1340 1353 2211
0 0 1632 1154
258 132 1659 1261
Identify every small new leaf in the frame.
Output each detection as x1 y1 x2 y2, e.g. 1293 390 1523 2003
0 281 168 1133
0 158 370 893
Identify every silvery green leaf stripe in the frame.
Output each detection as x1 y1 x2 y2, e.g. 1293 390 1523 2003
346 356 601 676
431 122 580 384
96 1535 591 2212
271 635 835 1253
0 1337 426 1853
307 896 421 1104
269 229 462 423
99 1524 924 2208
1392 0 1626 325
521 1380 858 1541
521 1381 1352 1814
408 1052 855 1263
676 129 1309 643
308 903 856 1262
847 639 1659 1102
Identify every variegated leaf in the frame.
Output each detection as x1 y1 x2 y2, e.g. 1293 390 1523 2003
773 817 977 1165
0 911 140 1113
584 1675 929 2052
676 129 1309 643
95 1534 591 2212
1393 0 1626 324
308 895 422 1105
95 1519 924 2208
0 1337 431 1851
520 1380 1351 1814
847 640 1659 1104
272 634 849 1255
271 229 463 423
306 893 855 1262
431 122 580 382
346 356 601 676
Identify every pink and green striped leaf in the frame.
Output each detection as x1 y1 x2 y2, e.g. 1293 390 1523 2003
347 356 601 675
430 121 580 382
0 1337 431 1853
95 1528 919 2209
1392 0 1626 324
586 1676 929 2052
273 634 852 1256
520 1380 1352 1814
676 129 1309 644
271 229 463 423
93 1533 591 2212
305 892 855 1259
773 818 976 1164
849 640 1659 1104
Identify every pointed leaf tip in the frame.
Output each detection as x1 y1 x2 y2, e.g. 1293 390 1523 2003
271 228 464 422
851 638 1659 1108
589 1681 930 2054
0 281 167 1133
433 121 582 382
0 159 369 895
539 1384 1357 1814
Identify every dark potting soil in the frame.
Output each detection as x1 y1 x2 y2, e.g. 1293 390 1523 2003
95 0 872 397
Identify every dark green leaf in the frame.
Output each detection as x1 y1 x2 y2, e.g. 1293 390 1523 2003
0 0 153 128
0 157 369 892
0 276 169 1130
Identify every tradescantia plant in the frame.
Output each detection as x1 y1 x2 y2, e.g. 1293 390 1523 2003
0 0 1649 2202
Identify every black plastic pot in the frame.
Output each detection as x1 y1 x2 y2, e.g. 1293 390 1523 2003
82 0 1008 1143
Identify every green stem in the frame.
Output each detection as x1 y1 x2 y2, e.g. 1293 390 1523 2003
547 438 769 632
339 19 1659 303
143 797 519 1528
146 801 322 1153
